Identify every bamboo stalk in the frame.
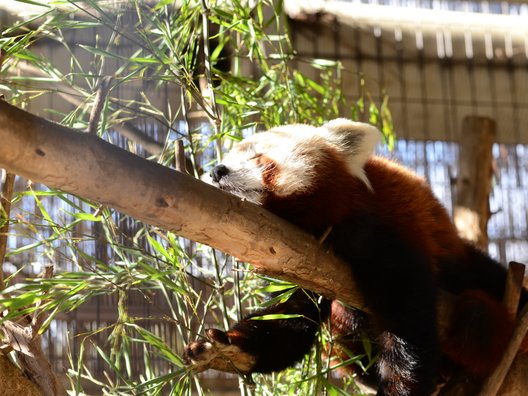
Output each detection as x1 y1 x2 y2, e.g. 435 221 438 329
0 171 15 291
175 139 187 173
87 76 113 135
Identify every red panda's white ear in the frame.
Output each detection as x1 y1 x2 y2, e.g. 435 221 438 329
322 118 381 188
323 118 381 157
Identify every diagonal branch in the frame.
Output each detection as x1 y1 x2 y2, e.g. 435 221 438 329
3 317 67 396
0 99 369 314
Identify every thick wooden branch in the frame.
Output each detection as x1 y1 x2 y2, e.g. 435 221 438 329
0 100 368 312
480 304 528 396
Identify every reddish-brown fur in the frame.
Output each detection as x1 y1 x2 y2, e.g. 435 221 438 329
264 151 465 267
260 149 525 377
442 290 516 376
363 157 467 270
193 127 528 394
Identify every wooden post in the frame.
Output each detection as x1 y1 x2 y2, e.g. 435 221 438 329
503 262 526 317
453 116 496 250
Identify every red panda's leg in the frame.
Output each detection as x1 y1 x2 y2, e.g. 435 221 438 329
443 290 515 376
328 218 439 396
184 289 329 374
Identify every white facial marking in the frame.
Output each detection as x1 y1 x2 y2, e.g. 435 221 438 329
208 119 380 203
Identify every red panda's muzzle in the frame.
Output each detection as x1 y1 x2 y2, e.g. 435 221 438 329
211 164 230 183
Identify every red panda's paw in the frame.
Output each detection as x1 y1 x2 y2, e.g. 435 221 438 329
183 328 257 374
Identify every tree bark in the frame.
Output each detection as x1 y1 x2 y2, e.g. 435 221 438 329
0 354 41 396
3 320 67 396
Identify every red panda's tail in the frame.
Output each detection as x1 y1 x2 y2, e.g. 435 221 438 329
443 290 516 376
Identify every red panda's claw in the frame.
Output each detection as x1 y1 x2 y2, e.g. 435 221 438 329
183 339 215 373
206 328 230 345
183 328 256 374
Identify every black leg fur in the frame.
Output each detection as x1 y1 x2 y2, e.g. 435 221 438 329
233 289 330 373
186 213 440 394
184 289 329 374
328 215 439 396
185 289 330 374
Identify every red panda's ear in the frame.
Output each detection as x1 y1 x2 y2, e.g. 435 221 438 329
322 119 381 188
323 118 380 156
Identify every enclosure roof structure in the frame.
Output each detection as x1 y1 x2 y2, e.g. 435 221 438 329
284 1 528 144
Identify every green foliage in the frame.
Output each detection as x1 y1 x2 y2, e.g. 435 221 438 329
0 0 394 394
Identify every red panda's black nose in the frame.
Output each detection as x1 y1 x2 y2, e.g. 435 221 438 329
211 164 230 182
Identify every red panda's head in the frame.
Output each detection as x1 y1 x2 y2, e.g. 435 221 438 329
208 119 381 229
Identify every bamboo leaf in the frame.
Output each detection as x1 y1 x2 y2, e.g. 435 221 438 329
250 313 304 320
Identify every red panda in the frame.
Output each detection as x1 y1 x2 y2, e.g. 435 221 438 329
184 119 527 395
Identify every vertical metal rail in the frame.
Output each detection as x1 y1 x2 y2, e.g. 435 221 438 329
416 29 431 179
354 28 364 119
395 26 410 138
333 16 343 114
374 24 385 103
440 54 454 141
